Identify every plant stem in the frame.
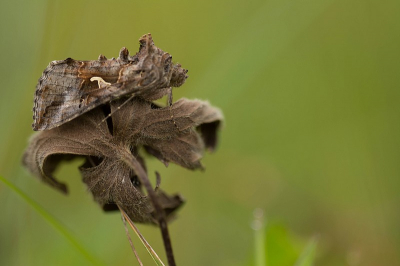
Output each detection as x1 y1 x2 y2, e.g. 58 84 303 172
120 209 144 266
121 150 176 266
119 206 165 266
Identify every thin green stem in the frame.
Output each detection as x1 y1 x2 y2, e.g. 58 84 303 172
252 208 266 266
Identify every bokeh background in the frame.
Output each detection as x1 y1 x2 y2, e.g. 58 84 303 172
1 0 399 265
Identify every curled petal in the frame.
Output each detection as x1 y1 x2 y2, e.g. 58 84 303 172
22 109 111 193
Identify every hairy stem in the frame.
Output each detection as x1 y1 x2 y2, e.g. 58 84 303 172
121 150 176 266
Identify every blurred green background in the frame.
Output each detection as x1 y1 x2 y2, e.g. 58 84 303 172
1 0 399 265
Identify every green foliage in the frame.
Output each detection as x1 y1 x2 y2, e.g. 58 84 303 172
265 224 301 266
294 238 318 266
252 220 317 266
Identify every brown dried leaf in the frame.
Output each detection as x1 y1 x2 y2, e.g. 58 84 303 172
110 98 223 168
23 97 223 224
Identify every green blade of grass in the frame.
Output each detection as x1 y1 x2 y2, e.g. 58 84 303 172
0 175 103 265
294 237 318 266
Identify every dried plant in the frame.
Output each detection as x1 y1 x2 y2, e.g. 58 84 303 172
23 96 223 265
25 33 223 265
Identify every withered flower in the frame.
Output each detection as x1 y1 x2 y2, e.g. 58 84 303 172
22 97 223 224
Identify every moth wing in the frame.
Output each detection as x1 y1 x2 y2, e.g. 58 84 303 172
32 57 134 131
32 34 179 131
33 81 129 131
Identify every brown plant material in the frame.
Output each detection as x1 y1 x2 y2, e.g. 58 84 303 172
23 97 223 224
26 33 223 265
32 33 188 131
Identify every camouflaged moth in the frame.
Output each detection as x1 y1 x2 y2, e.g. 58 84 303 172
32 33 188 131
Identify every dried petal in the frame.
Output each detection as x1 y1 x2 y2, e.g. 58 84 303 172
23 96 223 223
110 98 223 167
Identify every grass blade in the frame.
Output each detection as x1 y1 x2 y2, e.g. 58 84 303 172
294 236 318 266
0 175 103 265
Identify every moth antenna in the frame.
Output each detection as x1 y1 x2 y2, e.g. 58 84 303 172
97 94 136 127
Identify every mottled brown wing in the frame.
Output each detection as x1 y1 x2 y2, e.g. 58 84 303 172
32 33 188 131
33 57 129 131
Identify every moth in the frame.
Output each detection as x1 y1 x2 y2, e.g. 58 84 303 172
32 33 188 131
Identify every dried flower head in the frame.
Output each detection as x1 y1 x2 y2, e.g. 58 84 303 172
23 97 223 224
